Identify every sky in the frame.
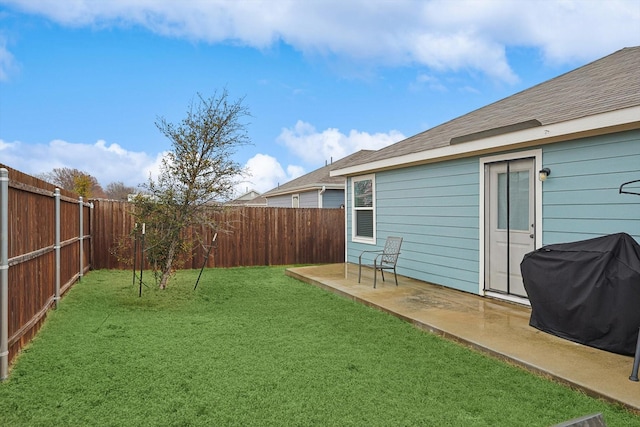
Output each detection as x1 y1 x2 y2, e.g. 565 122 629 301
0 0 639 197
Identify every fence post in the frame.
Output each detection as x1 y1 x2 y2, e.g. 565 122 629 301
54 188 61 309
79 196 83 280
0 168 9 380
89 202 93 269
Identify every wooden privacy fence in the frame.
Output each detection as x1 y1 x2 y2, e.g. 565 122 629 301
0 165 92 379
0 165 344 377
92 201 345 270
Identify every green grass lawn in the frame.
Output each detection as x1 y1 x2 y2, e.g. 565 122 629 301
0 267 638 426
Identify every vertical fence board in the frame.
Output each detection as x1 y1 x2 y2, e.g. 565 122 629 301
92 204 345 270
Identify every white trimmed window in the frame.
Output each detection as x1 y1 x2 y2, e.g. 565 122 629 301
352 174 375 243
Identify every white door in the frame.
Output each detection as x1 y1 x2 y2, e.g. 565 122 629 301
484 158 535 298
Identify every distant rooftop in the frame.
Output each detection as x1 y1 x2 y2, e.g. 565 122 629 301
262 149 375 197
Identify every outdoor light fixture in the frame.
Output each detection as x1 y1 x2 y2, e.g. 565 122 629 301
539 168 551 182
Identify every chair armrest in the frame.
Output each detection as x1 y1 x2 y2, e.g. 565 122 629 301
359 250 383 264
373 251 401 265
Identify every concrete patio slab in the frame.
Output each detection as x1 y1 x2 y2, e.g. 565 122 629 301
285 263 640 412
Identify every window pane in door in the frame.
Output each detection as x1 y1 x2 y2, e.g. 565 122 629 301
509 171 529 231
497 173 507 229
497 171 529 231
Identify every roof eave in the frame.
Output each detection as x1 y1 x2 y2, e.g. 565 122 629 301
263 183 344 198
330 106 640 177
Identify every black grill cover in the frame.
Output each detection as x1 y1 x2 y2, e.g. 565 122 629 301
521 233 640 355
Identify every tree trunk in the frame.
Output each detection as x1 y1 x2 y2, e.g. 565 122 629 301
159 240 178 289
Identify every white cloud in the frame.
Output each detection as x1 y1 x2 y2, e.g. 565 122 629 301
236 153 304 195
277 120 405 166
2 129 392 198
2 0 638 82
0 138 17 150
412 73 447 92
507 0 640 65
418 0 640 66
0 137 159 188
0 35 18 81
236 121 403 196
411 31 518 83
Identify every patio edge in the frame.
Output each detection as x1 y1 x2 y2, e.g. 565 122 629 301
285 266 640 414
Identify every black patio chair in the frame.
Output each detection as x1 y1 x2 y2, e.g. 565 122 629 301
358 236 403 288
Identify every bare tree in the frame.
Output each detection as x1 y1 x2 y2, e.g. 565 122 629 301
133 90 250 289
104 181 137 201
39 167 105 198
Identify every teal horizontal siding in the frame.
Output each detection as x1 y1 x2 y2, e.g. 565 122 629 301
542 131 639 164
542 129 640 244
346 129 640 295
378 204 478 218
380 224 478 248
543 219 640 245
347 158 480 294
544 188 640 206
545 203 639 219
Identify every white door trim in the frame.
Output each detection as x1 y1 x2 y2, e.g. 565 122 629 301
478 149 543 296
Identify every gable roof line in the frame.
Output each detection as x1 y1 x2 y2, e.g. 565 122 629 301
331 47 640 177
260 182 344 198
261 149 375 197
331 105 640 177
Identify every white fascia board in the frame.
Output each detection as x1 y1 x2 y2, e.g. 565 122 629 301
330 106 640 177
264 183 344 198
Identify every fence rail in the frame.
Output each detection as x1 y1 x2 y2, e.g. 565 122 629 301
0 165 345 379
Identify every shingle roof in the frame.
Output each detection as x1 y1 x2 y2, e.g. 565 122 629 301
245 195 267 206
346 46 640 168
262 149 375 197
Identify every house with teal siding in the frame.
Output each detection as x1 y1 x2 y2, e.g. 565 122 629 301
262 150 373 208
331 47 640 305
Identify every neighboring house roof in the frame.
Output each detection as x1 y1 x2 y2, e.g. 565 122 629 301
332 46 640 176
245 195 267 206
262 149 375 197
227 189 263 206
